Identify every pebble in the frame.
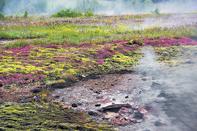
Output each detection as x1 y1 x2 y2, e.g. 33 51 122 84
95 104 101 107
136 119 143 123
96 96 103 99
33 96 40 101
31 88 42 93
54 95 60 99
151 82 161 88
88 111 98 116
71 103 78 108
133 112 144 119
154 121 165 126
142 78 147 81
94 90 101 94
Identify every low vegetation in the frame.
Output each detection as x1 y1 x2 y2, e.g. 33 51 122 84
0 14 197 130
52 9 94 18
0 12 4 19
0 102 113 130
0 23 196 48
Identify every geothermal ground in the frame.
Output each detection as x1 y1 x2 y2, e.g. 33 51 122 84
0 13 197 131
52 46 197 131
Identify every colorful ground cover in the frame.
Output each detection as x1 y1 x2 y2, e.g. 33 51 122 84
0 15 197 131
0 17 197 100
0 102 114 130
1 36 197 89
0 40 142 88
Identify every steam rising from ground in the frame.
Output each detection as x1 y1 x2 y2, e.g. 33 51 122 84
2 0 197 16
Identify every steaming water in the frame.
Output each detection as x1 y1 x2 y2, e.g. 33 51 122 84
120 46 197 131
128 14 197 30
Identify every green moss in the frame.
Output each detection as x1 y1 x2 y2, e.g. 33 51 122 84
0 103 114 130
154 46 180 62
112 54 137 65
0 59 43 74
97 51 142 74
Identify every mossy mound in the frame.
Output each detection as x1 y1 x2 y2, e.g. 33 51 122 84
154 46 180 62
0 103 114 131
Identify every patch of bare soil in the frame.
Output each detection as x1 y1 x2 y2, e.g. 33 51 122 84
51 73 150 126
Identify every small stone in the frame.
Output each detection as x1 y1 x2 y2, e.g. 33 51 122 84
158 92 167 98
151 82 161 88
96 96 103 99
185 60 193 64
95 104 101 107
77 102 82 106
88 111 98 116
136 119 143 123
154 121 165 126
81 74 86 78
142 78 147 81
94 90 101 94
112 98 116 101
31 88 42 93
54 95 60 99
71 103 78 108
125 96 129 99
33 96 40 101
133 112 144 119
111 84 114 86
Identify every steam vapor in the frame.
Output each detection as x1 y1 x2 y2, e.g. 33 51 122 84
1 0 197 15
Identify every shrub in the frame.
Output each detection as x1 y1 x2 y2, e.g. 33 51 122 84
52 9 94 18
0 12 4 19
24 11 28 18
52 9 83 18
85 10 94 17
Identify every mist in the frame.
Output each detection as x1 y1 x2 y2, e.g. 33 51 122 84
1 0 197 16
